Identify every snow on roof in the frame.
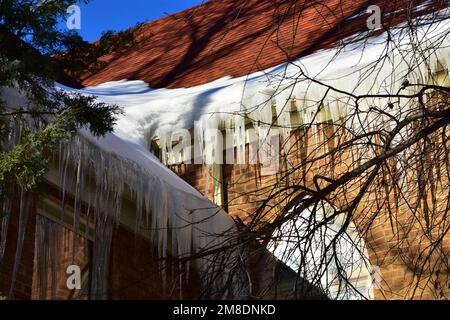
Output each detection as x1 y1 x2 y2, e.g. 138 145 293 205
78 127 201 198
65 9 450 154
1 85 239 298
52 123 238 290
59 129 239 296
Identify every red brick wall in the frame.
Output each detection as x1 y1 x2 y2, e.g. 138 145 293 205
170 121 450 300
109 226 200 300
31 215 90 300
1 188 200 300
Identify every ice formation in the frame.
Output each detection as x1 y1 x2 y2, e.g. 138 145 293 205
52 9 449 298
56 129 238 298
61 9 450 167
9 191 32 297
0 87 239 298
0 191 10 264
0 108 34 297
53 9 450 298
34 215 62 300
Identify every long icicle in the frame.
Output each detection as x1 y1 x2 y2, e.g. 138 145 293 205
0 195 11 264
9 189 32 298
90 214 114 300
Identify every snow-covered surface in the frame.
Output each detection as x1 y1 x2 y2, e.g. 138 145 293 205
78 128 202 198
57 9 449 297
2 82 240 299
54 10 450 169
57 129 238 296
60 10 450 151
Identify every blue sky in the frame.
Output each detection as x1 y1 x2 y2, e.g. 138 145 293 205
63 0 206 41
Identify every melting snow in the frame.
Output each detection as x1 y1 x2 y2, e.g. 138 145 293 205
58 10 450 167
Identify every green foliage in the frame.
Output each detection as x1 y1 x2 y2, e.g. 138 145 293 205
0 1 127 191
62 25 143 77
0 94 121 190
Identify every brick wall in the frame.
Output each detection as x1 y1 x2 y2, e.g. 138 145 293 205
27 216 200 300
171 118 450 300
31 215 90 300
0 185 203 300
109 226 200 300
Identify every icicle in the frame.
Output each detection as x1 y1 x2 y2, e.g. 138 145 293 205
159 132 170 165
58 142 71 222
225 117 235 165
72 144 83 263
192 121 203 165
90 214 114 300
234 114 246 166
34 215 48 300
34 215 62 300
0 196 11 263
257 97 273 164
275 90 293 161
202 115 224 195
204 116 222 166
9 190 32 298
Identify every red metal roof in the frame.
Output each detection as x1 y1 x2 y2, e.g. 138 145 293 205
77 0 447 89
